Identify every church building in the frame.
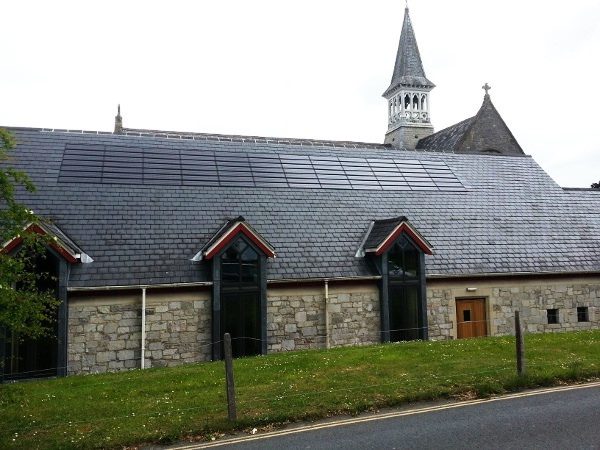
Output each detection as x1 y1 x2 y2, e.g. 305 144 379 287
2 8 599 379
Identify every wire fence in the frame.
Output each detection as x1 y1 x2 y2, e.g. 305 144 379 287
0 317 559 380
1 333 598 445
2 316 598 445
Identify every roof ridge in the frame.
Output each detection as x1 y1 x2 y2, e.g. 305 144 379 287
121 127 390 150
373 216 408 224
3 126 392 150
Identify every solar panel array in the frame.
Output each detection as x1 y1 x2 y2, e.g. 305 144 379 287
58 144 466 191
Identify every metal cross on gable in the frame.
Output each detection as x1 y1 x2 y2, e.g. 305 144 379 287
482 83 491 95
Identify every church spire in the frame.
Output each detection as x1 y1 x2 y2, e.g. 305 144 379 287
384 7 434 97
383 7 435 149
114 104 123 134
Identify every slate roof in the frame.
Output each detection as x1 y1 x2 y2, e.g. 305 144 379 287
362 217 432 255
363 217 408 250
5 126 600 288
383 8 434 97
416 117 474 152
417 94 525 156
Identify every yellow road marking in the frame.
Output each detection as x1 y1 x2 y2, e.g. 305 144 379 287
169 381 600 449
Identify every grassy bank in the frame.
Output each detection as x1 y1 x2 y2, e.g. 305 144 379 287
1 330 599 449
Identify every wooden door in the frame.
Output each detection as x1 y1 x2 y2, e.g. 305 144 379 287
456 298 487 339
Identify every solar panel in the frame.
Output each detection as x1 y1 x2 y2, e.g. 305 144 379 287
59 143 466 192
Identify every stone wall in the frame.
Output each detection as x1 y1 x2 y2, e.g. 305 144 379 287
266 284 380 352
425 288 455 340
144 297 211 368
384 124 434 150
66 276 600 375
68 301 141 374
427 277 600 340
68 290 211 374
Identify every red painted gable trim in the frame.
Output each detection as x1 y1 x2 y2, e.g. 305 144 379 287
375 223 433 256
1 224 79 264
204 223 275 260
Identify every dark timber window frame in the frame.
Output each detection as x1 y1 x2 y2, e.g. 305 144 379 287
211 235 268 360
375 234 428 343
0 246 69 382
0 223 88 381
198 217 274 360
577 306 589 323
547 308 559 324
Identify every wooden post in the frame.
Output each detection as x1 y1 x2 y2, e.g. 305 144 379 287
515 311 526 376
223 333 237 421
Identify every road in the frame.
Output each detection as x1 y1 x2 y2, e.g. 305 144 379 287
170 382 600 450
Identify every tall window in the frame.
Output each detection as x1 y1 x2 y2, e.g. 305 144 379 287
2 249 60 380
387 236 425 341
219 237 262 358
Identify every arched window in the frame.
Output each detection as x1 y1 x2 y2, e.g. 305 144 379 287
219 237 262 358
203 217 274 361
1 248 63 380
361 217 431 345
386 236 425 342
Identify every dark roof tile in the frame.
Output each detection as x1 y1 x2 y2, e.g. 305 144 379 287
5 126 600 287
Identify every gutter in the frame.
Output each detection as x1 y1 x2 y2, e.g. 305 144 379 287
141 288 146 370
267 275 382 285
67 281 214 292
426 270 600 280
324 279 330 349
67 276 381 293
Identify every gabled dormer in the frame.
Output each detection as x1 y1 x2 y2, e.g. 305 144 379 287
1 221 91 380
192 216 276 262
2 222 94 264
358 216 433 343
194 216 275 360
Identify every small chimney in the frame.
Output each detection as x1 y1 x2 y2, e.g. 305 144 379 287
114 104 123 134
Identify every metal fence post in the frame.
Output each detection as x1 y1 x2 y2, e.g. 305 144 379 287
223 333 237 421
515 311 526 376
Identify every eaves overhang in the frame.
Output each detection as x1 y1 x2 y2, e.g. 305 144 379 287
358 217 433 257
1 222 93 264
191 217 276 262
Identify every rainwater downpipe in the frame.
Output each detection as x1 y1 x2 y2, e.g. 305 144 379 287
324 279 330 349
141 287 146 369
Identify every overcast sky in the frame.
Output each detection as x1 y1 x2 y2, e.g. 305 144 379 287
1 0 599 187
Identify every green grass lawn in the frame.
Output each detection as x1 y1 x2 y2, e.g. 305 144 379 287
1 330 599 449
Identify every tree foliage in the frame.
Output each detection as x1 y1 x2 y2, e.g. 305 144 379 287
0 128 59 339
592 181 600 189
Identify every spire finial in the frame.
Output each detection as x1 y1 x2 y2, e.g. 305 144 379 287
482 83 491 97
405 0 409 10
114 104 123 134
